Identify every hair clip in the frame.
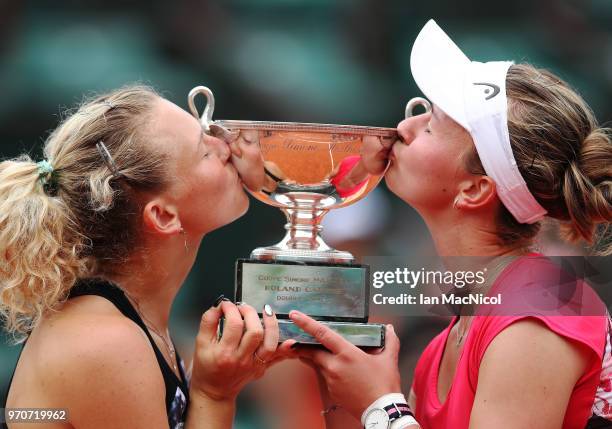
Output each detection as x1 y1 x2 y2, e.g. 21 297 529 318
96 141 120 177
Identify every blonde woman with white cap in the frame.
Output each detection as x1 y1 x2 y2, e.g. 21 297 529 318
289 20 612 429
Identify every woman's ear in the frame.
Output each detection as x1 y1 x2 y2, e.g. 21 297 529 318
455 175 497 211
142 198 182 236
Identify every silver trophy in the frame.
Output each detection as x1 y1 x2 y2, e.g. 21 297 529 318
188 86 426 347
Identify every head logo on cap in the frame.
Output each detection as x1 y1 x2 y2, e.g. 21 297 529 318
473 82 500 100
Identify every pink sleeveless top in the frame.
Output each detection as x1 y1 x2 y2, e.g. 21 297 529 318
412 255 612 429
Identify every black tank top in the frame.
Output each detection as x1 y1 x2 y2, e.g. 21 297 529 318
2 278 190 429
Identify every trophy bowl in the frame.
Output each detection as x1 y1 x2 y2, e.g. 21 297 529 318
188 85 414 347
189 86 398 264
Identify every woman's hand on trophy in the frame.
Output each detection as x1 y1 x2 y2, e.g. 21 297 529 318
360 135 393 175
189 300 281 402
288 310 402 420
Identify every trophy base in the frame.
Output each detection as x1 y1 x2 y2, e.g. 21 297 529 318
278 319 385 348
218 318 385 349
234 258 383 348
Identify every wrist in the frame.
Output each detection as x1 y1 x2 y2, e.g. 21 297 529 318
391 415 420 429
187 388 237 428
189 387 237 407
361 392 418 428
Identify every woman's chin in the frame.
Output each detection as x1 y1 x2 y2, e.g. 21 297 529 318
205 193 250 232
384 175 419 207
229 193 250 223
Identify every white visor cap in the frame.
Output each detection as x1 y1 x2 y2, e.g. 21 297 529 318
410 19 547 224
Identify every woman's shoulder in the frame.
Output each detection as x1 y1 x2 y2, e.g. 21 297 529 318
472 313 608 365
36 294 147 356
478 254 608 352
19 299 162 395
491 254 606 311
467 318 597 427
15 303 169 426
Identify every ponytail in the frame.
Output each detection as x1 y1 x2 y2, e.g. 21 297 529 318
0 84 165 342
0 155 84 343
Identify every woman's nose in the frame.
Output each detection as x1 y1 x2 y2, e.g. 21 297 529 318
396 118 417 144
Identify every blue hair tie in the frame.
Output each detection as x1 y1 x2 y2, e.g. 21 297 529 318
37 159 58 194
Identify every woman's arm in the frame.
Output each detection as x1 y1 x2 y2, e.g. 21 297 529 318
186 300 288 428
289 310 420 428
313 369 362 429
469 319 592 429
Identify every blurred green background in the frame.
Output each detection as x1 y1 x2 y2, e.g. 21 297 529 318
1 0 611 427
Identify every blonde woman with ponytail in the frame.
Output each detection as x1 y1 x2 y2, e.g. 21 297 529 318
1 85 291 428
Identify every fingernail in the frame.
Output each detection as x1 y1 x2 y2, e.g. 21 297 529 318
236 301 247 306
264 304 273 317
290 342 301 349
388 324 395 332
289 310 301 320
212 294 225 307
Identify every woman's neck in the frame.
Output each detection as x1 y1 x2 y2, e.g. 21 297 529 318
107 235 201 333
419 210 532 287
424 209 531 258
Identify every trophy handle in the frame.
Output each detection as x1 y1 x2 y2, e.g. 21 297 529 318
188 86 216 133
405 97 432 118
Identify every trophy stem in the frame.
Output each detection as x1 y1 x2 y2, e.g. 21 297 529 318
251 204 354 263
282 206 327 251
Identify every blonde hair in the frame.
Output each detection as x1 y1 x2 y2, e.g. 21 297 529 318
0 85 168 342
465 64 611 254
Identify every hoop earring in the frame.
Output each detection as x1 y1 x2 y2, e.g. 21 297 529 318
180 227 188 253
